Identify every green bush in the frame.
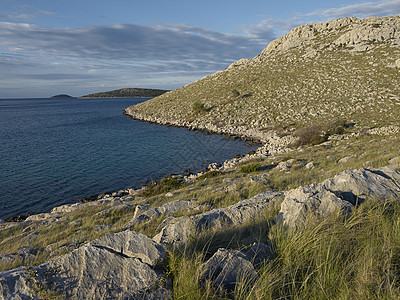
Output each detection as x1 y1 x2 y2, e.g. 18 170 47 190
198 170 221 179
192 101 207 112
291 125 326 147
240 163 261 173
232 89 240 97
139 176 184 197
325 119 347 135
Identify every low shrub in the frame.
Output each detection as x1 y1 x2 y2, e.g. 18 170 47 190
192 101 207 112
240 163 261 173
291 125 326 147
198 170 221 179
325 119 347 135
138 176 185 197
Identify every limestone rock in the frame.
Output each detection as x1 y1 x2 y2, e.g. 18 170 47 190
305 161 315 170
202 248 257 294
133 204 150 218
278 167 400 226
276 159 295 171
0 247 37 267
25 213 55 221
40 244 169 299
90 230 165 267
338 156 352 164
367 125 400 135
0 241 171 299
153 191 283 245
50 201 99 214
245 243 274 268
125 199 199 229
389 156 400 168
0 267 38 300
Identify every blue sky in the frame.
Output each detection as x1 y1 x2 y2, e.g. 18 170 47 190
1 0 400 98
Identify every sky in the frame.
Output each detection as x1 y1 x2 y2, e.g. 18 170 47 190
1 0 400 98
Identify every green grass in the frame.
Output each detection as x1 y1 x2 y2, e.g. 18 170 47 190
167 197 400 299
167 203 281 299
244 197 400 299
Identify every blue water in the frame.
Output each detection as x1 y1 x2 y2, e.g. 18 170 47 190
0 97 256 219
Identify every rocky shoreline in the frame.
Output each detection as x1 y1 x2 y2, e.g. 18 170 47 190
3 124 399 224
0 125 292 224
123 108 286 144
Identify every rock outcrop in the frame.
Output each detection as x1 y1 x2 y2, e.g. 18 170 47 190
153 191 283 245
278 167 400 227
264 16 400 55
0 231 171 299
124 199 205 230
201 242 273 294
202 248 258 294
91 230 165 267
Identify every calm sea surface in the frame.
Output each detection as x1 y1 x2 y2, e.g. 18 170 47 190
0 97 256 219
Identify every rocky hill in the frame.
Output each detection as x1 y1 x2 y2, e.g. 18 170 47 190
125 15 400 141
81 87 169 98
1 15 400 299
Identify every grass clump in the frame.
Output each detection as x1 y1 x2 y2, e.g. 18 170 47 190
138 176 185 197
168 198 400 299
244 198 400 299
240 163 261 173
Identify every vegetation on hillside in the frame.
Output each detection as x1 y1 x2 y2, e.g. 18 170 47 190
169 197 400 299
80 87 169 98
126 17 400 133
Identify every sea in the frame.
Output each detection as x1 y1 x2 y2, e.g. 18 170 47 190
0 97 257 220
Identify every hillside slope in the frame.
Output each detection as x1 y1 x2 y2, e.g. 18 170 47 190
125 15 400 138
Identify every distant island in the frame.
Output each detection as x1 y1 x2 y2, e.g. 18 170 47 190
51 94 75 99
80 88 170 98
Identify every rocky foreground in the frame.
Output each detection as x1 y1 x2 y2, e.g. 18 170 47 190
1 128 399 298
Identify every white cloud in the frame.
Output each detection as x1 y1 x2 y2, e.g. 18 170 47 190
305 0 400 19
0 22 273 62
2 0 400 97
244 0 400 43
0 10 55 20
0 20 277 97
